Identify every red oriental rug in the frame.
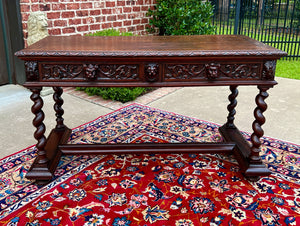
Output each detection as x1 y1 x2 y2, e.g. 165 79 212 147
0 104 299 225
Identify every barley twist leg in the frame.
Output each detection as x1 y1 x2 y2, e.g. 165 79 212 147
226 85 238 128
30 87 48 165
250 86 269 165
53 87 65 130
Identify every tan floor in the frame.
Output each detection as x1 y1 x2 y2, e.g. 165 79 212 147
0 85 111 158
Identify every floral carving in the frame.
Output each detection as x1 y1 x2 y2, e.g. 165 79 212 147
145 63 159 82
165 64 205 80
205 63 220 80
98 65 138 80
39 62 263 82
42 64 83 80
83 64 98 80
221 64 259 78
25 61 39 81
165 63 260 80
41 64 139 81
262 61 276 80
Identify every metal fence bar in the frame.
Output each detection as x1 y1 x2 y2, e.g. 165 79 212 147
288 0 296 60
295 30 300 60
226 0 232 34
234 0 241 34
280 0 289 53
292 1 300 60
266 0 274 45
211 0 300 60
275 0 281 50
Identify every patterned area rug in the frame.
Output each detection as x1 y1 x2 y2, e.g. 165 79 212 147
0 104 299 225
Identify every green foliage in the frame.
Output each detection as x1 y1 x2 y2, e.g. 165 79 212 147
78 29 150 103
76 87 152 103
86 28 134 36
275 60 300 80
147 0 215 35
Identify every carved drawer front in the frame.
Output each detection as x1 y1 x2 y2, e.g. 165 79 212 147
39 63 140 82
164 62 264 81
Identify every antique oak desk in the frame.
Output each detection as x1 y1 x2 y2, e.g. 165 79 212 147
16 35 286 184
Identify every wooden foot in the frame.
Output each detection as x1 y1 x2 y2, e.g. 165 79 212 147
219 85 272 181
245 176 260 182
245 85 272 180
27 87 71 184
249 86 269 165
219 124 271 181
26 87 51 181
26 127 72 182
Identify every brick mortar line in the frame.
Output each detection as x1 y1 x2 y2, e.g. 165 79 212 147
140 87 182 105
66 92 118 110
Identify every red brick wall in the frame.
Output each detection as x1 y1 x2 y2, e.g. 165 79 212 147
20 0 156 47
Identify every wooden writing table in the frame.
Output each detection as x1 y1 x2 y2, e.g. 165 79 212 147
16 35 286 184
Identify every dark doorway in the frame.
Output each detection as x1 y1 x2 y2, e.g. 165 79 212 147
0 0 25 85
0 14 9 85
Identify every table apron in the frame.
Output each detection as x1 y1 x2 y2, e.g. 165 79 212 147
23 60 278 87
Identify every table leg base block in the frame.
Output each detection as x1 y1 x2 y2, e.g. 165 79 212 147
25 161 53 182
26 126 72 184
219 124 271 181
45 126 72 173
244 164 272 179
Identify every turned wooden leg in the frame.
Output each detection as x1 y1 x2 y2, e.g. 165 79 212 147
219 85 271 181
53 87 65 130
26 87 72 184
226 85 238 128
30 87 48 165
249 86 269 165
26 87 53 183
244 86 272 180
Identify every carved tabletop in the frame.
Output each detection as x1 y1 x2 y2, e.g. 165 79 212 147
16 35 286 184
16 35 285 87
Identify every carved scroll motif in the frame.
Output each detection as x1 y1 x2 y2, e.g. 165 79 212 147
221 64 259 78
98 65 138 80
25 61 39 81
165 64 205 79
262 60 276 80
42 64 83 80
165 63 260 80
41 64 139 81
145 63 159 82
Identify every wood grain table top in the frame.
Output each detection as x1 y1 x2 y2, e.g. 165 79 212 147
16 35 286 58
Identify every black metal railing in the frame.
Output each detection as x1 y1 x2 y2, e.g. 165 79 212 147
211 0 300 60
